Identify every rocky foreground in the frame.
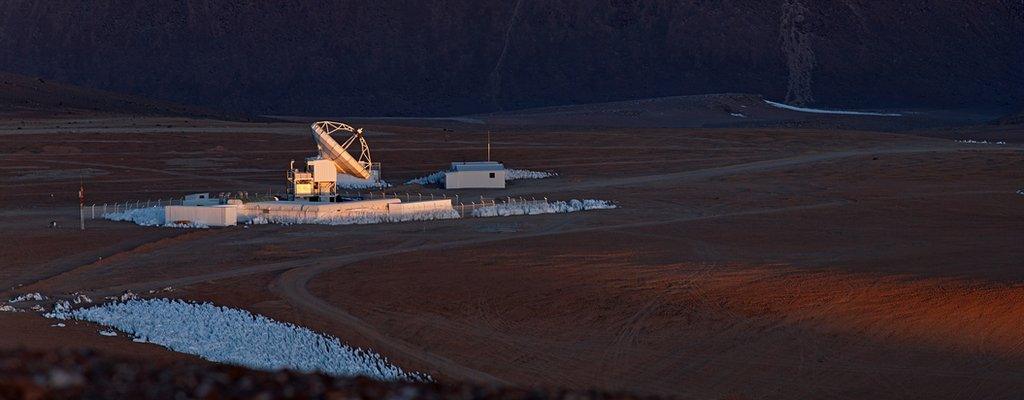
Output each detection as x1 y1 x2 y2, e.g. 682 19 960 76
0 349 660 400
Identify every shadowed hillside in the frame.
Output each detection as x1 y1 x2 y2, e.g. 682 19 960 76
0 71 247 120
0 1 1021 116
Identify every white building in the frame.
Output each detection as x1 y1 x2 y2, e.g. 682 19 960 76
444 161 506 189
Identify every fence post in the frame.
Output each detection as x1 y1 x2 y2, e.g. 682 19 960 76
91 204 95 219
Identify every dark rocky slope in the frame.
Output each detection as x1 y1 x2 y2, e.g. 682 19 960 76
1 1 1020 116
0 71 245 119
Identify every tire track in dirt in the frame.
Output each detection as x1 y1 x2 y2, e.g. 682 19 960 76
505 144 1023 196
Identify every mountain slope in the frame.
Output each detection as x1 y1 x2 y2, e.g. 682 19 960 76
0 1 1020 116
0 71 242 119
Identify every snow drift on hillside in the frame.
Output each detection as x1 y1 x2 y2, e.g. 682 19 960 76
764 100 902 117
472 199 615 217
406 168 556 185
46 298 428 381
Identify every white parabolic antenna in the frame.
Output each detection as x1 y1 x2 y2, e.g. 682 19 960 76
310 121 372 179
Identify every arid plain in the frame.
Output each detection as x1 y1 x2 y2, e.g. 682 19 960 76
2 101 1023 399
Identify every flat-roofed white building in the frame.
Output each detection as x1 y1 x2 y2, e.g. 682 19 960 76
444 161 506 189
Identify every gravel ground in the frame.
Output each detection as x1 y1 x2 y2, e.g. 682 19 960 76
0 349 662 400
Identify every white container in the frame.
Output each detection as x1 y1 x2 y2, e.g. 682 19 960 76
444 162 506 189
165 205 237 227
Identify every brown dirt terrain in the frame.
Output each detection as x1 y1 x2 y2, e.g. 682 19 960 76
1 108 1023 399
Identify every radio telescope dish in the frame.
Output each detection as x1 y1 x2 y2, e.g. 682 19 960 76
310 121 372 179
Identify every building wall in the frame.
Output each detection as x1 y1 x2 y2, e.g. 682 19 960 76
445 170 506 189
165 205 237 227
241 199 398 220
388 199 453 216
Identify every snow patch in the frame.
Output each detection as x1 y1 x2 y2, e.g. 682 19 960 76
956 139 1007 145
1017 188 1024 196
51 323 66 327
0 305 19 312
506 169 557 180
9 292 45 303
51 301 71 314
99 330 118 337
405 170 447 186
337 179 392 189
764 100 902 117
730 112 746 118
105 207 209 229
104 207 165 226
117 290 140 300
472 199 616 217
46 298 428 381
72 293 93 304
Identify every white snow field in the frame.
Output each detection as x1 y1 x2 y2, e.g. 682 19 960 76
406 168 556 185
46 298 428 381
472 199 616 217
764 99 902 117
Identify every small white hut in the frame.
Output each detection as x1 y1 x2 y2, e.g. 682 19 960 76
444 161 506 189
